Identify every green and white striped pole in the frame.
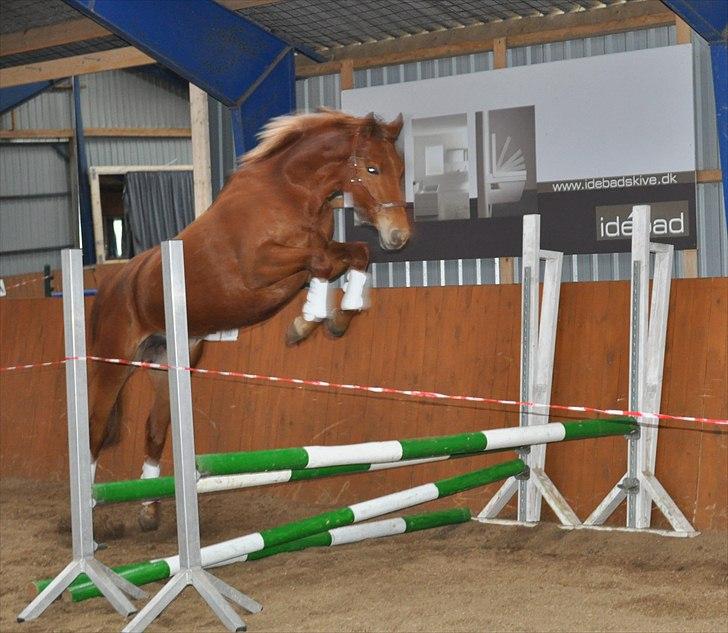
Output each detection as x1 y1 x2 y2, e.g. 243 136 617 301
196 418 634 476
93 455 456 505
38 460 523 599
38 507 471 602
92 418 634 504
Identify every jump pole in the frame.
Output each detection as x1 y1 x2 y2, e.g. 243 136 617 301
584 205 697 537
39 460 524 599
92 418 635 504
94 454 459 504
477 213 576 527
38 507 472 603
16 249 145 624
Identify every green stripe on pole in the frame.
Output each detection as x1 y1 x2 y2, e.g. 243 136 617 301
196 446 309 476
400 507 471 532
561 417 635 440
434 459 524 497
33 560 171 601
47 507 472 602
93 476 176 504
400 432 487 460
260 507 356 548
289 463 371 481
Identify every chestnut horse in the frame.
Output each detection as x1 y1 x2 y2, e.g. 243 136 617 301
88 109 410 530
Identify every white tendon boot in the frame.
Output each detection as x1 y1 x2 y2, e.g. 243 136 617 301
341 269 371 311
302 277 333 322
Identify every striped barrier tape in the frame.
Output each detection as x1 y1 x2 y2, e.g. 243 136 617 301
1 354 726 426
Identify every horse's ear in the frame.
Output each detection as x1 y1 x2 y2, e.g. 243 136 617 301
384 113 404 141
359 112 380 138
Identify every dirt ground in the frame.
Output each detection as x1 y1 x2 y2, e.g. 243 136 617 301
1 478 726 633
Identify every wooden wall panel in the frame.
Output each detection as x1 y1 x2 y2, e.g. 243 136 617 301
1 279 726 530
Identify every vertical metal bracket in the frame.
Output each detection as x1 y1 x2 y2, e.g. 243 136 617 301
584 205 697 537
17 249 146 624
477 215 578 527
123 241 261 633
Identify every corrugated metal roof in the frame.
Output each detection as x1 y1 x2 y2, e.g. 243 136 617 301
0 0 641 69
0 0 80 34
238 0 628 50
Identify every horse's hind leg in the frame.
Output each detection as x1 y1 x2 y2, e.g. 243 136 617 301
138 337 204 531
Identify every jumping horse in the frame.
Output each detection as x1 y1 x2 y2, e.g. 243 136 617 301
88 109 411 530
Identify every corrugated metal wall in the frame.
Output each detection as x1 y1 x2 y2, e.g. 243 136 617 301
296 26 727 286
82 70 192 168
0 70 192 275
0 86 74 275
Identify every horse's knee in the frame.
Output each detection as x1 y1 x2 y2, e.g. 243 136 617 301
348 241 370 271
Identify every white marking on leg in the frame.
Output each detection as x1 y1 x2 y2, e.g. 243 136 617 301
141 459 160 506
302 278 332 322
341 269 370 311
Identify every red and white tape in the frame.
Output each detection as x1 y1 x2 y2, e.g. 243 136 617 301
2 355 726 426
1 273 52 293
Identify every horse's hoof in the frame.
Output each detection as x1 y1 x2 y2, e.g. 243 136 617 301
138 503 160 532
285 316 318 346
324 318 347 338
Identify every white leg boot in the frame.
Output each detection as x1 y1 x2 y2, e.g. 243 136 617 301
341 269 370 311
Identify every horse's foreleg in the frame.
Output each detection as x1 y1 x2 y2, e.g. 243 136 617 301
138 339 204 531
325 242 370 338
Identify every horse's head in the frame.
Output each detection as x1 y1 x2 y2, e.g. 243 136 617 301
346 113 411 250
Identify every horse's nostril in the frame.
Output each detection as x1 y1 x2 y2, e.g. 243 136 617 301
391 230 408 245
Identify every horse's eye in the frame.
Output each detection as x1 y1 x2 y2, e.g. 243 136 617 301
367 166 380 175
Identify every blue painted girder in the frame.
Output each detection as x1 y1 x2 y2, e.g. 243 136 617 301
60 0 289 107
231 48 296 158
663 1 728 227
662 0 727 43
0 81 55 115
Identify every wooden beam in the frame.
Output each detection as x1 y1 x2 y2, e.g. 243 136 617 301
498 258 515 285
681 250 698 278
0 47 154 88
0 18 109 57
85 127 191 138
696 169 723 183
296 0 675 77
0 128 72 139
189 84 213 217
0 1 281 57
675 15 692 45
340 59 354 90
493 37 507 70
0 127 191 139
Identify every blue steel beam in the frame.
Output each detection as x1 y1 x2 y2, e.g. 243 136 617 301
60 0 289 107
231 48 296 158
663 1 728 226
0 81 55 115
72 77 95 266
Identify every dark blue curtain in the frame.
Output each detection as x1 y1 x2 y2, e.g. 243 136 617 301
123 171 194 255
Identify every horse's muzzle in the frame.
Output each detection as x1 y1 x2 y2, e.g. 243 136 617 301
380 229 410 250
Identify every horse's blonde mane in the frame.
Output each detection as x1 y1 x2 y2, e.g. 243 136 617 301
241 109 363 164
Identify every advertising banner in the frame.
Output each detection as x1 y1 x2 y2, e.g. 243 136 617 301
341 45 696 262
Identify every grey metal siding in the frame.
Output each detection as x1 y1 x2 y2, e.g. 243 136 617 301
0 143 73 275
1 70 192 274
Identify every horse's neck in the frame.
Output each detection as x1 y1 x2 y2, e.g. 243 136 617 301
278 130 352 212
